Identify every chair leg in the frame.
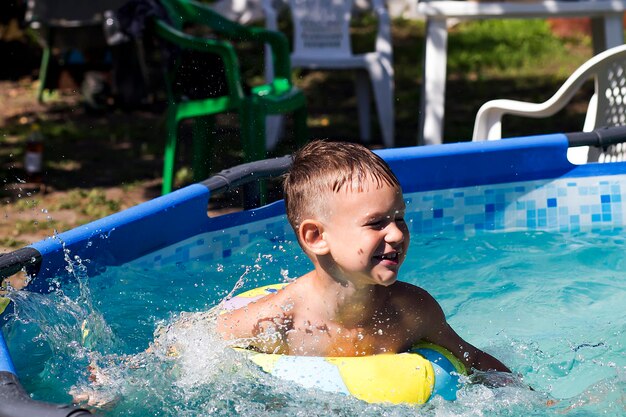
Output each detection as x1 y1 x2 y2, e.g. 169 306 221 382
192 116 214 182
266 115 284 151
37 28 55 103
355 71 372 143
161 108 179 195
240 103 267 208
368 59 395 148
241 104 267 163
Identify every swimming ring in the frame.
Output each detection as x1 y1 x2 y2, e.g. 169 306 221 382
222 284 467 404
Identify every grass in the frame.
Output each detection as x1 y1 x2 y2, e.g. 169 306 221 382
448 20 571 78
14 218 60 234
0 17 597 252
0 237 27 249
49 189 121 218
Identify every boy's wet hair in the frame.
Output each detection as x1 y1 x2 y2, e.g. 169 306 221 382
283 140 401 234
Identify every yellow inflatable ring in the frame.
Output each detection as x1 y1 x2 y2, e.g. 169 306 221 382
223 284 467 404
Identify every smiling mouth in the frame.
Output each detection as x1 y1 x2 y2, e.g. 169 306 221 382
374 250 401 263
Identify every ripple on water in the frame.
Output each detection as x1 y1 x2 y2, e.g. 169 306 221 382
3 230 625 416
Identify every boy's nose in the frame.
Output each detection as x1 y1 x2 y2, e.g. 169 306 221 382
385 221 405 244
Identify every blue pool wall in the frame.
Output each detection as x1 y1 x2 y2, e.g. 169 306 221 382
133 157 626 268
0 331 16 375
24 133 626 282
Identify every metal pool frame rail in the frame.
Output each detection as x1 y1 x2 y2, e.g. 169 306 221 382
2 127 626 416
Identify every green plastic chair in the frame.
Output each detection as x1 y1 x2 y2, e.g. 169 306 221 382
155 0 308 195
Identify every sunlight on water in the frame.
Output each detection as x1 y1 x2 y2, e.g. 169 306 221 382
2 230 625 416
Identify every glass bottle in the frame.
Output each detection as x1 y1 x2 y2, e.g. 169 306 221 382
25 124 44 184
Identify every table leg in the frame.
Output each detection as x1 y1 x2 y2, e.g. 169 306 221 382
419 18 448 145
590 14 625 54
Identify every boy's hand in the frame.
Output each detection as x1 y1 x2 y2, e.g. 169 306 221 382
469 369 525 388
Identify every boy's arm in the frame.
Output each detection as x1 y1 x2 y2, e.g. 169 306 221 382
407 287 511 373
428 319 511 373
216 300 289 354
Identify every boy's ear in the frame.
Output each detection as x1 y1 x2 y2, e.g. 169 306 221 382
299 219 329 255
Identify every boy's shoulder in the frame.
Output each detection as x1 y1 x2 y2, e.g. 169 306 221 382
388 281 439 314
242 280 307 316
389 280 430 298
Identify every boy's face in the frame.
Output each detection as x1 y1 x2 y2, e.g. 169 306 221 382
319 178 409 288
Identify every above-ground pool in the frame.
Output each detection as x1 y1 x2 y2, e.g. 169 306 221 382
1 130 625 417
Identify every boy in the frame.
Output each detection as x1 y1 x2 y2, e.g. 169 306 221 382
217 140 510 373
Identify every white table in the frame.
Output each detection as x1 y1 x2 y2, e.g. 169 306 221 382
416 0 626 145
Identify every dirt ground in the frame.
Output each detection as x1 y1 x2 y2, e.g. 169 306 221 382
0 78 164 252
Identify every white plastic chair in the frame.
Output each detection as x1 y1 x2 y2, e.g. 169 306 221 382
472 43 626 164
263 0 395 148
210 0 264 24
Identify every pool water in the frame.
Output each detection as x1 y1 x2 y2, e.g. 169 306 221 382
3 229 625 416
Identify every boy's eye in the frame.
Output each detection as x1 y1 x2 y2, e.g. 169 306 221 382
365 213 405 229
367 221 384 228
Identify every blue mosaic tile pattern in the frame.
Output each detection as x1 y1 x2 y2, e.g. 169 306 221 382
133 215 296 269
405 175 626 235
134 175 626 267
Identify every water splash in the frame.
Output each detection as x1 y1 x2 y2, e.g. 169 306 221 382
7 238 119 358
